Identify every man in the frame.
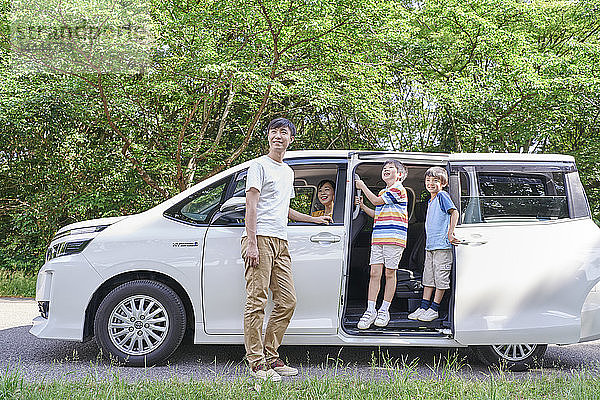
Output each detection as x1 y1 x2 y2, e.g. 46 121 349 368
241 117 332 381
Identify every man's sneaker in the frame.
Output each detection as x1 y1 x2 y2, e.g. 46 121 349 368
407 308 426 320
250 364 282 381
270 358 298 376
374 309 390 327
357 309 377 329
418 308 439 322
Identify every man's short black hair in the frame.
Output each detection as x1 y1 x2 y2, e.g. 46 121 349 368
267 117 296 137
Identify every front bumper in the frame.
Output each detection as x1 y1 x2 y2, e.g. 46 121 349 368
580 289 600 343
29 254 102 341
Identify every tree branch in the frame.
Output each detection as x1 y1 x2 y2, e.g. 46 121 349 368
186 83 236 187
96 74 170 198
176 95 204 191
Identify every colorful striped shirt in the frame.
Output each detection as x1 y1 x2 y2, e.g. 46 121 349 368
372 181 408 247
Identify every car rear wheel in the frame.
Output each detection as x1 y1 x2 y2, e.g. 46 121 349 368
472 344 547 371
94 280 186 366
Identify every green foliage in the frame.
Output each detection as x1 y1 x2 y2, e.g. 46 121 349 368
1 0 599 273
0 269 36 297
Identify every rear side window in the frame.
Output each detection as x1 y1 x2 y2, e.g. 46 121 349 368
458 165 571 224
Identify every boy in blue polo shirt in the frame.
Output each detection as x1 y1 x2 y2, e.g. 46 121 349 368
408 167 460 322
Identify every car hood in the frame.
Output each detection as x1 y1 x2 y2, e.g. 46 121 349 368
53 216 129 241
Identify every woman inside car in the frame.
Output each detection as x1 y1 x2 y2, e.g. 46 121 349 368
312 179 335 218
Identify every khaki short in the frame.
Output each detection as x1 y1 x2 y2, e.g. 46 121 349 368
423 249 453 289
369 244 404 270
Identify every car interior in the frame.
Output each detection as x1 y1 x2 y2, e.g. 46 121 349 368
342 162 453 335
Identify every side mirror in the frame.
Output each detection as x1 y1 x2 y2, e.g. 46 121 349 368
219 196 246 213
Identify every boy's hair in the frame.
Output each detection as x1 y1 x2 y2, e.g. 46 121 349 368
267 117 296 137
425 166 448 186
383 160 407 183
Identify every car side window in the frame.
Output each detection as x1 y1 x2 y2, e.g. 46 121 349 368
164 178 229 225
460 167 569 223
289 163 343 224
215 162 345 225
209 171 247 225
232 171 247 198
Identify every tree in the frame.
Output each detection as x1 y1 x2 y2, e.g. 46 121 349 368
2 0 600 273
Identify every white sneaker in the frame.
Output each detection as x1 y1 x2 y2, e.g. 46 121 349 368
270 359 298 376
418 308 439 322
407 308 426 320
357 309 377 329
250 365 282 381
374 309 390 327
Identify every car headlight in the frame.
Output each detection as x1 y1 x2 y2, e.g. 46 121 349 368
45 239 92 262
52 225 108 241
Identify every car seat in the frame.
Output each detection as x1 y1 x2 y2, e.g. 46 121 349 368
396 200 427 296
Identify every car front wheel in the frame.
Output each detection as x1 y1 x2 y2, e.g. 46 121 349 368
472 344 547 371
94 280 186 366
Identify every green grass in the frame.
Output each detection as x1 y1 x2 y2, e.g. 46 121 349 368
2 351 600 400
1 368 599 400
0 269 36 297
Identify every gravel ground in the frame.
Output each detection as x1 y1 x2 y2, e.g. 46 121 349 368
2 298 600 382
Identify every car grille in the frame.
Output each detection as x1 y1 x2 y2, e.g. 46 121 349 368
38 301 49 319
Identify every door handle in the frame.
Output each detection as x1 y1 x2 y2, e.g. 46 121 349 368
310 233 341 243
457 240 487 246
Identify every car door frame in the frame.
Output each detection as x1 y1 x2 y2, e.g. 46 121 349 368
200 157 349 336
340 152 450 337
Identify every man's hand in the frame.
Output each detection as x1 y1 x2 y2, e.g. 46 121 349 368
245 242 260 267
244 187 260 267
312 215 333 225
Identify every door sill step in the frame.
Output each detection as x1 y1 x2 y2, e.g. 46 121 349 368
342 326 448 337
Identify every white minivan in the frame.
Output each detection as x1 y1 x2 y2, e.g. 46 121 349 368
31 151 600 371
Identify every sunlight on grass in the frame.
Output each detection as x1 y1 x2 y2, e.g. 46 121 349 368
0 269 36 297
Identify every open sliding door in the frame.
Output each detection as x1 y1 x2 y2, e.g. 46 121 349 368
450 156 600 345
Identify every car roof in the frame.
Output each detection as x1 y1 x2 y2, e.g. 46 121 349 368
158 150 575 210
284 150 575 163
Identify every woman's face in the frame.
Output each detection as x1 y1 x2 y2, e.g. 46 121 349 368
318 182 335 207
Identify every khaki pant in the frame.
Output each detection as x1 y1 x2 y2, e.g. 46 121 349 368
423 248 453 290
241 236 297 368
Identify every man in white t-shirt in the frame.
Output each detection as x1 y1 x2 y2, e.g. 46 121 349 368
241 118 332 381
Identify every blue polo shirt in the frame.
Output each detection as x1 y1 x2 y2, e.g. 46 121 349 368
425 191 457 250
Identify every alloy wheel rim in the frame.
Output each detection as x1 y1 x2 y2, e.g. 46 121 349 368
108 295 169 356
491 344 537 362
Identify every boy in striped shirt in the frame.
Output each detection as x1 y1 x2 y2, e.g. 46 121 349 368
355 160 408 329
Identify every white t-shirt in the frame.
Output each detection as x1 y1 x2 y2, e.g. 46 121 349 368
242 155 295 241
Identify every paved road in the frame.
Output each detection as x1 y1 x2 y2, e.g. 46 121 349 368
2 298 600 382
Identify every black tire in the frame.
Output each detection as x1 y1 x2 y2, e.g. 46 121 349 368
471 344 547 372
94 280 186 366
